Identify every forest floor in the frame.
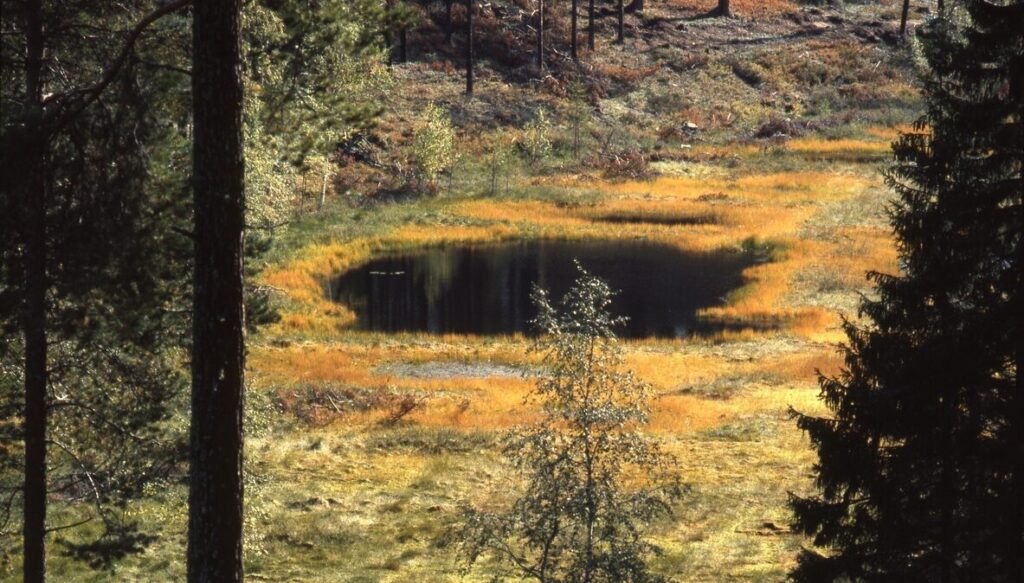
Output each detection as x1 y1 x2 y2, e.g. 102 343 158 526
43 1 927 581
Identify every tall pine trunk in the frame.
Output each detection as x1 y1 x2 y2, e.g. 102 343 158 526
717 0 731 17
1014 159 1024 583
587 0 595 50
187 0 246 581
571 0 578 60
445 0 453 44
899 0 910 37
465 0 474 95
617 0 624 43
536 0 544 70
21 0 47 581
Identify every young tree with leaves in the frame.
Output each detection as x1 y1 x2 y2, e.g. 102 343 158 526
457 265 683 582
412 103 457 191
790 3 1024 581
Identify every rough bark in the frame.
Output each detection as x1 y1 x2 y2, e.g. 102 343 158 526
187 0 246 581
1014 139 1024 583
20 1 47 581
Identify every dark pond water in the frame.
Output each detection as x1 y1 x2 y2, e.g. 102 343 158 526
593 212 717 226
328 240 754 339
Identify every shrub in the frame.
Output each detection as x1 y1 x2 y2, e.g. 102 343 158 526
520 108 553 164
412 102 457 190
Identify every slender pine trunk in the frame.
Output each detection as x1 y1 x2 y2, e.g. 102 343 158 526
587 0 595 50
465 0 474 95
187 0 247 581
617 0 624 43
536 0 544 71
900 0 910 38
445 0 453 44
21 1 47 581
571 0 578 60
1012 159 1024 583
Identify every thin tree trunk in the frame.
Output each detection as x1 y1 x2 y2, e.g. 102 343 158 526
465 0 474 95
900 0 910 37
717 0 731 17
399 27 408 63
445 0 453 44
1013 161 1024 583
617 0 624 43
385 0 395 65
571 0 578 60
21 1 47 581
587 0 595 50
536 0 544 71
318 165 328 210
187 0 246 581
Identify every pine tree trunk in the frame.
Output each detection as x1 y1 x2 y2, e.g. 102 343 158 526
399 27 408 63
536 0 544 70
571 0 578 60
21 1 47 581
587 0 595 50
187 0 246 581
445 0 453 44
617 0 624 43
1013 159 1024 583
465 0 474 95
717 0 731 18
900 0 910 37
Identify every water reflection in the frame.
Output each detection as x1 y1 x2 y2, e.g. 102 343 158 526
329 239 754 338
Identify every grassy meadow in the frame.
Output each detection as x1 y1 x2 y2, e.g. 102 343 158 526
16 1 928 580
241 138 895 583
67 132 899 583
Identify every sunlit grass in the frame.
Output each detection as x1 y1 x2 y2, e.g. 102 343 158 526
231 138 896 581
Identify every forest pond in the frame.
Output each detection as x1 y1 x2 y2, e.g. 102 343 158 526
328 240 756 339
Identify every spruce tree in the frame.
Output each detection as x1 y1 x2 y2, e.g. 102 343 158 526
790 2 1024 581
